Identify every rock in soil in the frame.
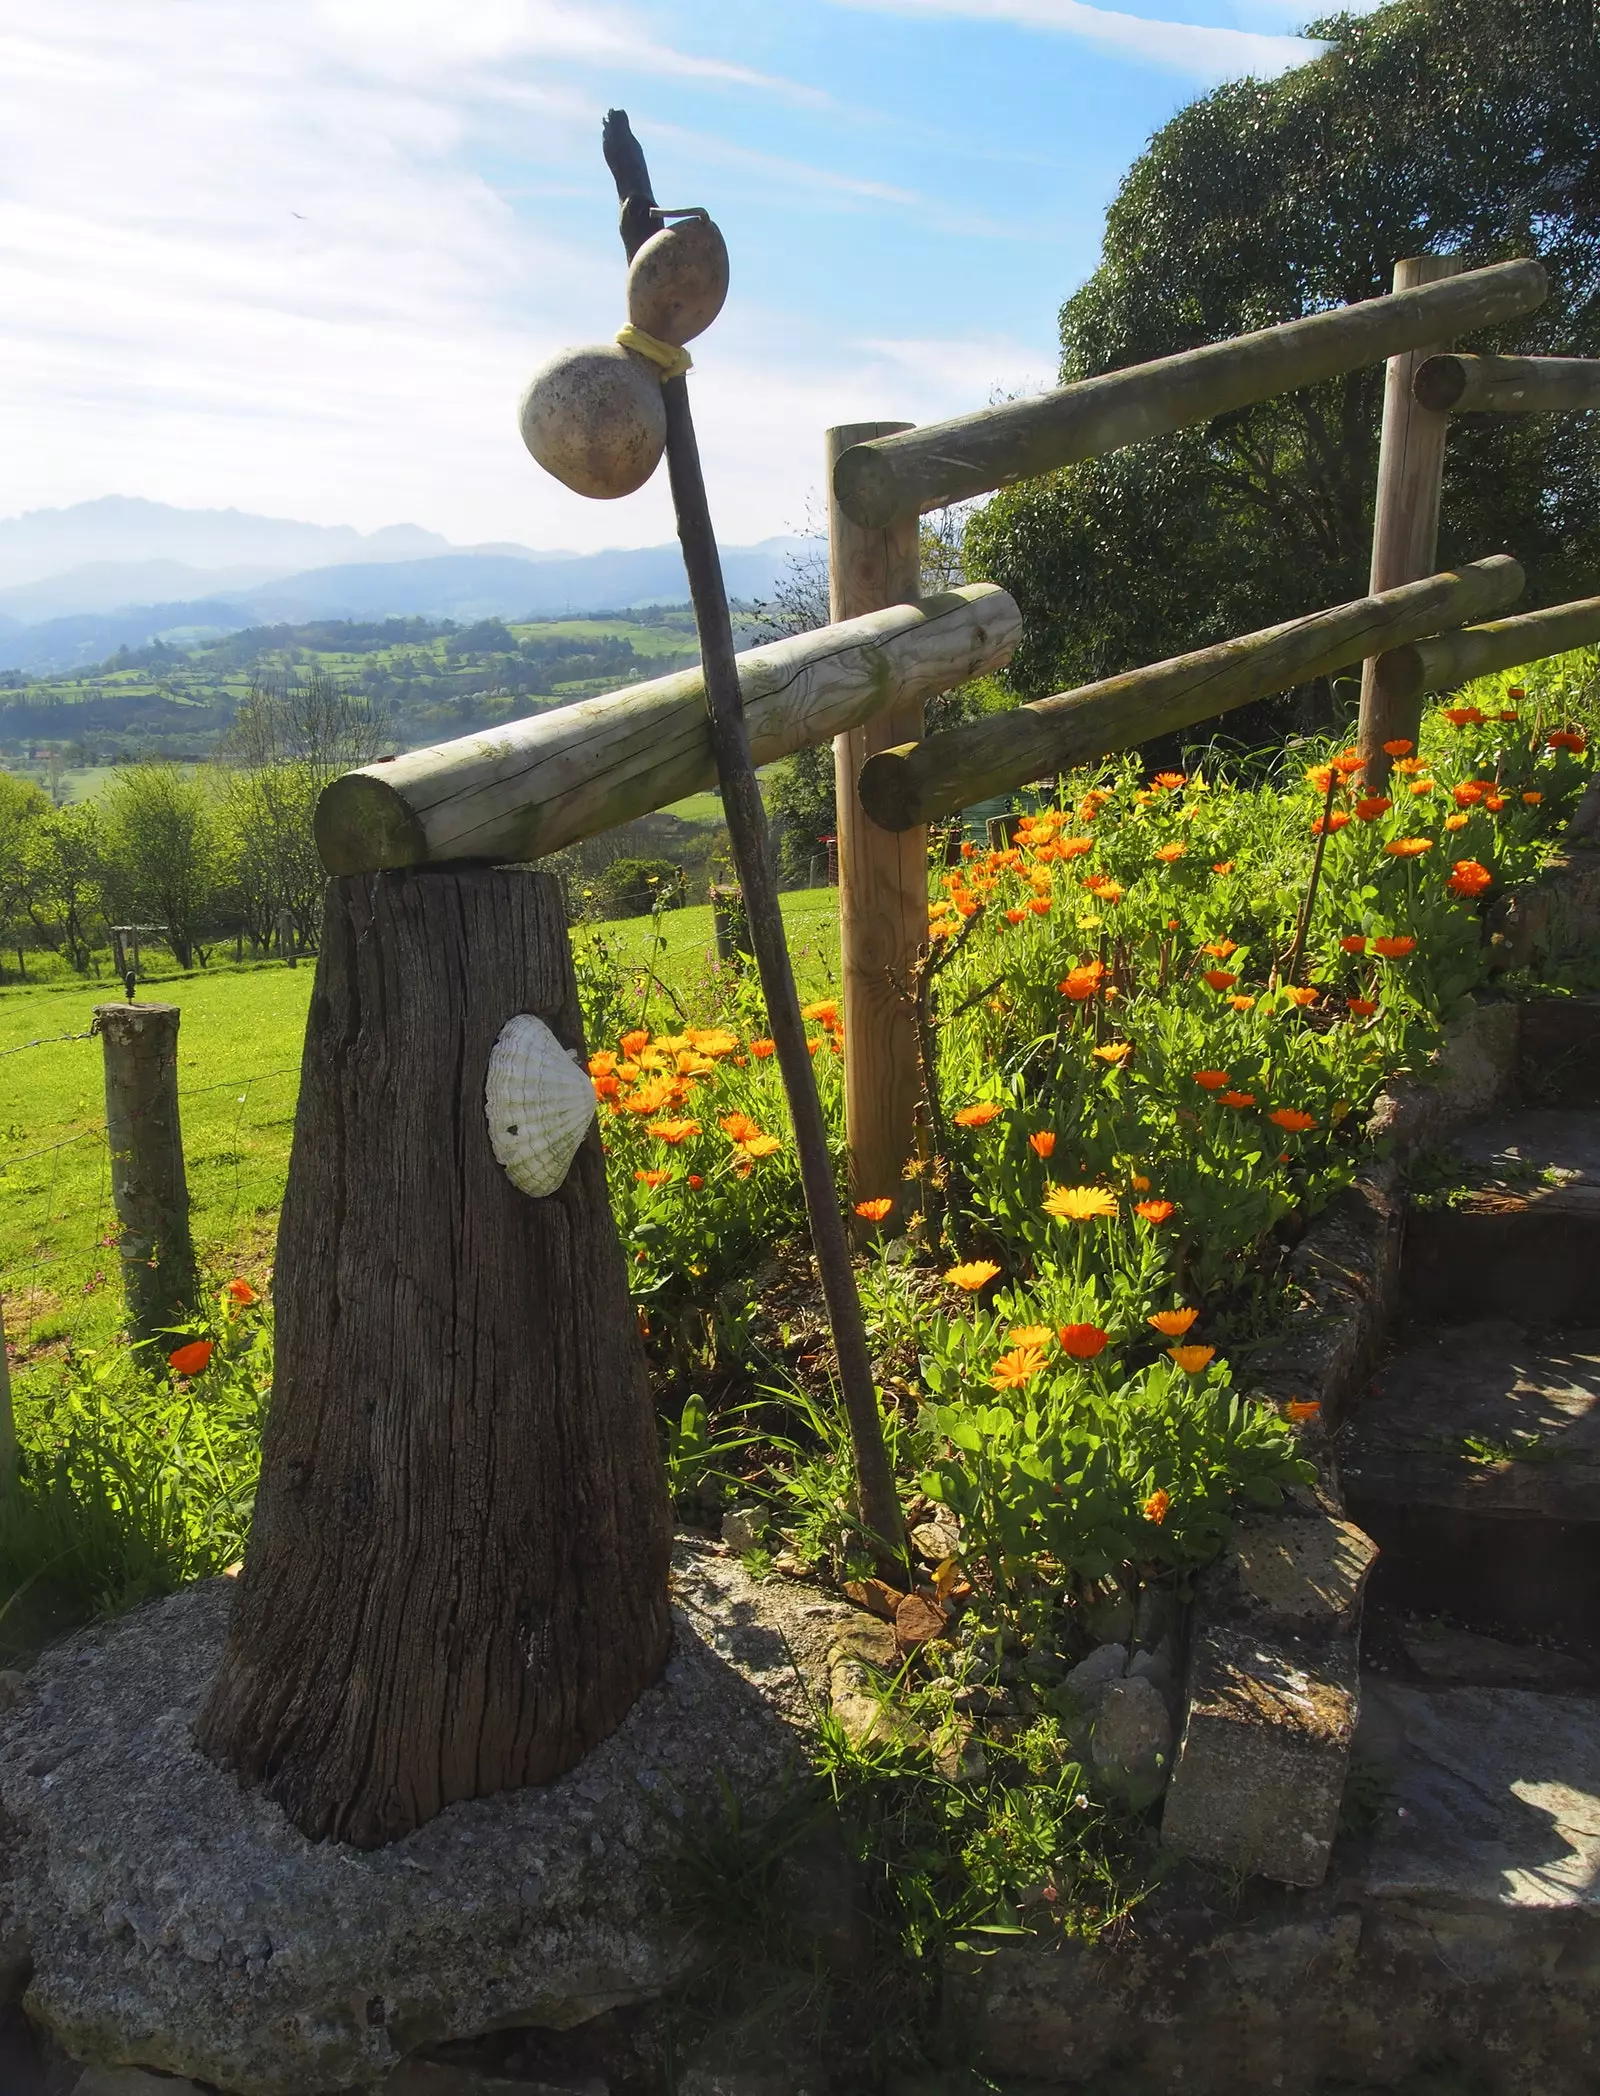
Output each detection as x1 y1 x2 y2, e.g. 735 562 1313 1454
720 1506 768 1556
0 1543 858 2096
1090 1676 1174 1808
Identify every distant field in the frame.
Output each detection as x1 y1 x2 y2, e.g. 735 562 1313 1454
0 886 842 1367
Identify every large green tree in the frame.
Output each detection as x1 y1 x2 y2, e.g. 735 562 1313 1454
100 766 220 971
968 0 1600 720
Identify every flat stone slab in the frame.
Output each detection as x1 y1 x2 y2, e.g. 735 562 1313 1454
1456 1105 1600 1187
1352 1679 1600 1911
0 1546 854 2096
1396 1620 1599 1690
1218 1509 1378 1634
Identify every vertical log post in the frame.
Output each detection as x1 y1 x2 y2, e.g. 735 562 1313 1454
95 1002 198 1344
196 867 672 1847
0 1294 15 1494
1357 254 1464 786
828 422 925 1233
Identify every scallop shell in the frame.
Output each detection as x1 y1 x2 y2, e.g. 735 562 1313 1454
485 1014 597 1198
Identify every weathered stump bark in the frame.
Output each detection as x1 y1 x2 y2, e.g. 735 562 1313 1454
195 868 672 1847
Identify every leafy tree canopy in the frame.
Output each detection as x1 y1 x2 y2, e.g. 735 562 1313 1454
967 0 1600 719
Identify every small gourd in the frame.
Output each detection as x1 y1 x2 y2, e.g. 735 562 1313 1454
518 343 666 499
485 1014 597 1198
626 217 729 346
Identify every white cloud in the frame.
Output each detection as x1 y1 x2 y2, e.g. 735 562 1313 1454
825 0 1324 83
0 2 1059 553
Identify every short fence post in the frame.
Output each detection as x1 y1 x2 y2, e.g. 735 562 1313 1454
710 883 751 964
1357 254 1464 784
0 1294 15 1493
276 908 297 968
827 421 925 1231
95 1003 198 1344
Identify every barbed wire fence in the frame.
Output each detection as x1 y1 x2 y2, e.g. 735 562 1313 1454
0 1029 300 1355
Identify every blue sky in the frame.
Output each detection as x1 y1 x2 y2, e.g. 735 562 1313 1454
0 0 1364 553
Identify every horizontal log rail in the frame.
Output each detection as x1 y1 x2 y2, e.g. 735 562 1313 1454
315 584 1020 873
856 556 1526 832
1371 594 1600 705
832 260 1547 527
1412 354 1600 415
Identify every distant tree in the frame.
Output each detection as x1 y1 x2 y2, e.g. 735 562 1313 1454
0 774 50 977
591 856 684 919
967 0 1600 731
25 802 103 971
100 765 219 970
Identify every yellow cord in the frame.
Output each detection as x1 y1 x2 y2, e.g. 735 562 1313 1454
615 323 693 381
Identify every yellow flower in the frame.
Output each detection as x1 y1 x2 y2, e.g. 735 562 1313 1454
1168 1344 1217 1373
945 1260 1001 1292
738 1134 782 1160
1006 1324 1054 1349
1092 1041 1133 1064
1148 1307 1199 1337
990 1346 1048 1390
1043 1184 1120 1222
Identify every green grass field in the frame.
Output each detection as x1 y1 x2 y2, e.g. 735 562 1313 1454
0 888 842 1372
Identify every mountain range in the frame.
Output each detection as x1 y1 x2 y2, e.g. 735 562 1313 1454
0 498 805 675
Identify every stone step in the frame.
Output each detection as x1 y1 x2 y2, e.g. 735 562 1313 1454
1403 1107 1600 1327
1340 1319 1600 1643
1519 994 1600 1108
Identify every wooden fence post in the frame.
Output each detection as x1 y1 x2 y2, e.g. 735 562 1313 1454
0 1294 15 1493
1357 254 1464 784
196 866 672 1846
827 421 925 1230
95 1002 198 1345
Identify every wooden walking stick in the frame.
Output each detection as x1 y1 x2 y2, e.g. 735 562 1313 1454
589 110 904 1563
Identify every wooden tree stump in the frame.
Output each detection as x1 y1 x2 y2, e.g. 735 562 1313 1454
195 867 672 1847
96 1002 198 1344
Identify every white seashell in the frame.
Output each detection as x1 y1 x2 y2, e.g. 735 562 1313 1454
485 1014 597 1198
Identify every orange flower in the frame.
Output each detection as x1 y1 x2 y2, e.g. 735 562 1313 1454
719 1112 761 1143
855 1197 895 1222
1202 970 1237 991
1007 1324 1053 1349
1453 780 1488 807
1043 1184 1120 1221
750 1038 776 1058
1211 860 1234 875
1168 1344 1217 1373
1444 813 1470 832
1372 935 1415 958
1347 997 1379 1017
688 1174 704 1190
647 1119 701 1145
592 1072 621 1101
1203 940 1238 959
1408 780 1434 798
623 1079 676 1116
1333 747 1364 776
1382 738 1414 757
1193 1070 1230 1090
169 1339 214 1376
620 1029 650 1058
1447 858 1493 898
588 1050 618 1077
1058 1322 1109 1358
991 1346 1048 1390
1152 771 1187 790
1148 1308 1199 1337
1135 1198 1175 1223
1311 812 1351 835
1092 1041 1133 1064
1153 842 1187 863
1059 961 1106 1001
1442 705 1486 727
1549 729 1587 752
1305 763 1335 793
1029 897 1051 916
1354 796 1392 821
1143 1488 1171 1525
1268 1108 1317 1132
945 1259 1001 1292
1484 793 1507 812
225 1278 258 1306
1339 934 1367 953
954 1101 1004 1128
635 1168 671 1189
802 1000 838 1026
1057 836 1094 858
1285 1400 1322 1423
1282 986 1319 1007
1130 1173 1151 1191
1085 877 1124 903
1029 1130 1057 1159
1004 907 1027 924
1522 791 1543 805
1228 994 1256 1011
738 1134 782 1161
1383 837 1433 858
1220 1090 1256 1108
807 1039 822 1055
1394 756 1427 775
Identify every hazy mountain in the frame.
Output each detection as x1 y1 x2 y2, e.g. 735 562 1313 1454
0 560 287 623
0 497 460 590
0 538 805 674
